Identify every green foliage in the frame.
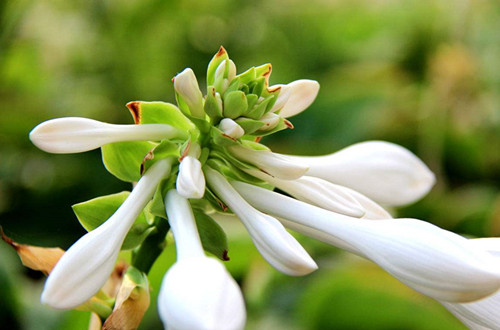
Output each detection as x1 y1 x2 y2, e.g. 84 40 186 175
102 141 156 182
72 192 154 250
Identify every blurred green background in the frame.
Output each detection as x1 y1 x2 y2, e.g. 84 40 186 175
1 0 500 329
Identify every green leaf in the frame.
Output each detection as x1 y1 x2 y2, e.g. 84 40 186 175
102 141 156 182
147 174 177 219
237 67 256 84
72 192 154 250
141 139 179 174
193 209 229 261
223 91 248 119
204 87 223 122
207 47 229 86
235 117 265 134
135 101 194 133
210 126 239 147
245 95 274 120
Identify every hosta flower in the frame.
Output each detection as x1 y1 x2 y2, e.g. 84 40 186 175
159 190 245 330
27 46 500 329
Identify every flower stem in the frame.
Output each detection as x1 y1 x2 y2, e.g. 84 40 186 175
132 216 170 274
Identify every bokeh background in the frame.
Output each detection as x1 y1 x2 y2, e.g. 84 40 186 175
1 0 500 329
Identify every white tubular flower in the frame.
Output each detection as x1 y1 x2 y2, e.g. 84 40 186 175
287 141 436 206
233 181 500 303
205 167 317 276
229 145 308 180
218 118 244 139
441 238 500 329
269 84 291 112
176 156 206 199
29 117 184 154
275 79 320 118
41 159 172 309
246 169 365 218
159 190 245 330
174 68 205 118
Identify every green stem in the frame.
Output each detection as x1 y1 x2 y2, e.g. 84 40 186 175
132 216 170 274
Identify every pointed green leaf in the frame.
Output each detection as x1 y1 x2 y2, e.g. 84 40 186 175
235 117 265 134
72 192 154 250
207 47 229 86
102 141 156 182
192 209 229 261
223 91 248 119
127 101 194 135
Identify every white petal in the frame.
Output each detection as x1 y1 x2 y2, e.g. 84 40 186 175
219 118 244 139
258 112 281 131
229 145 308 180
41 159 172 309
441 239 500 329
246 169 365 217
176 156 206 199
205 167 317 276
164 189 205 260
30 117 183 154
174 68 204 118
277 80 320 118
343 186 393 220
269 84 290 112
233 181 500 302
158 257 246 330
288 141 436 206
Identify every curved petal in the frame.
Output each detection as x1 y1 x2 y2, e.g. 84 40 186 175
229 145 308 180
205 167 317 276
30 117 181 154
277 80 320 118
158 257 246 330
41 159 172 309
233 181 500 303
246 169 365 218
287 141 436 206
176 156 206 199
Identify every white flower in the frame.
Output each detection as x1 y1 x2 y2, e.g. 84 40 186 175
41 159 172 309
159 190 245 330
270 80 320 118
246 169 365 218
441 238 500 329
287 141 436 206
232 181 500 303
205 167 317 276
218 118 245 139
228 145 309 180
174 68 205 118
29 117 184 154
176 156 206 199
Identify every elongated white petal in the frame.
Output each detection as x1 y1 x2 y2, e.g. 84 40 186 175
30 117 182 154
205 167 317 276
41 159 172 309
277 80 320 118
160 190 246 330
233 182 500 302
246 169 365 217
174 68 204 118
219 118 244 139
441 239 500 329
229 145 308 180
164 189 205 259
287 141 436 206
176 156 206 199
158 257 246 330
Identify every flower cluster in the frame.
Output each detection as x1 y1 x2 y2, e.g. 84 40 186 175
29 47 500 329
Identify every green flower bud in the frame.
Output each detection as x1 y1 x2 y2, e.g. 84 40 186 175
223 91 248 119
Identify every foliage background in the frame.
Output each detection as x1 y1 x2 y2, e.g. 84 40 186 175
1 0 500 329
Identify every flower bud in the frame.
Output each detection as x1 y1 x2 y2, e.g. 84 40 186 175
258 112 281 131
288 141 436 206
176 156 206 199
30 118 182 154
276 80 319 118
158 257 246 330
174 68 204 118
219 118 245 139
